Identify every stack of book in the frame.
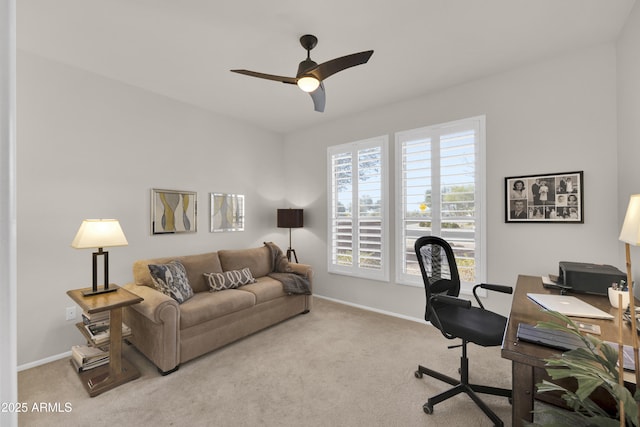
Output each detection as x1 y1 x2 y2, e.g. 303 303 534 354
70 345 109 372
84 320 132 346
82 309 109 325
81 310 132 346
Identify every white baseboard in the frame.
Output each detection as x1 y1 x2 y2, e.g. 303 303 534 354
18 351 70 372
314 294 425 324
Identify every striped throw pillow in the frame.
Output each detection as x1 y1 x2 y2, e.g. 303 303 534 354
204 268 256 292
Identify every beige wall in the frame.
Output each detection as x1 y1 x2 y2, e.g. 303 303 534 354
284 43 620 319
617 1 640 280
16 52 288 366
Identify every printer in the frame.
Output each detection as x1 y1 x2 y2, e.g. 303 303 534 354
558 261 626 295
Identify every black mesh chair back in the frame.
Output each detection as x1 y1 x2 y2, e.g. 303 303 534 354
418 239 459 293
416 237 459 326
413 235 512 426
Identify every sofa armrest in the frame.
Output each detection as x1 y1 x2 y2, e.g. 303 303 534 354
122 283 180 373
123 283 178 323
289 263 313 291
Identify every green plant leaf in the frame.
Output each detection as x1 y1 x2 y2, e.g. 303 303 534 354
532 309 640 426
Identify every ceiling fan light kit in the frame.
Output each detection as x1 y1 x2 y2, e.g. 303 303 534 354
231 34 373 112
297 76 320 92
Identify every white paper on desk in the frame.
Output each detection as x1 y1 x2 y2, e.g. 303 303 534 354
541 276 572 290
542 276 555 285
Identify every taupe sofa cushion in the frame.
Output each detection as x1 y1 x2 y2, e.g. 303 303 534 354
179 289 256 329
239 277 288 304
133 252 223 293
218 245 271 278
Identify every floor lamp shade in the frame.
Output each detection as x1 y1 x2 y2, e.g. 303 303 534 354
277 209 303 263
72 219 128 296
277 209 304 229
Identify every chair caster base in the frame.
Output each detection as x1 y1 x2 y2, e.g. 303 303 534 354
423 402 433 414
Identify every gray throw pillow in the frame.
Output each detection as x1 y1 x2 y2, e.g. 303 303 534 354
148 260 194 304
204 267 256 292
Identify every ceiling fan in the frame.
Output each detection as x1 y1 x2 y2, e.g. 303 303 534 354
231 34 374 113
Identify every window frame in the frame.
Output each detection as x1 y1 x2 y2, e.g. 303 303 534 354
327 135 389 281
394 116 486 294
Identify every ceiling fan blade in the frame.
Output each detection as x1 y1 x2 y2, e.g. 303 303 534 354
309 82 325 112
230 69 297 85
232 36 372 113
307 50 374 81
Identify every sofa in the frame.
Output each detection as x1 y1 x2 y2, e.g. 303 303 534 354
123 243 312 374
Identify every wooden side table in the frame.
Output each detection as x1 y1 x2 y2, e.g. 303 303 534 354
67 285 143 397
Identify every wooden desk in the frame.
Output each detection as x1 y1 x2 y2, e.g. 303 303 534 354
67 285 143 397
501 275 637 426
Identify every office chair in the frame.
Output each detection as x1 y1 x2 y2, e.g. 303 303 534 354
413 236 513 426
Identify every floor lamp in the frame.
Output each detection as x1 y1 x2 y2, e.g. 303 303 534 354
619 194 640 407
277 209 303 263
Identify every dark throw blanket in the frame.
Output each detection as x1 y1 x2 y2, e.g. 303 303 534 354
264 241 311 295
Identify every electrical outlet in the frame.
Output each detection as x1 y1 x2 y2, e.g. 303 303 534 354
65 306 76 321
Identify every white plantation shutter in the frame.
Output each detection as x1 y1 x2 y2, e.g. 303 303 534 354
330 151 353 268
398 136 433 282
328 136 388 280
395 117 485 292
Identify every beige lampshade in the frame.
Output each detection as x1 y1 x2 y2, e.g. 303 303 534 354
619 194 640 246
71 219 128 249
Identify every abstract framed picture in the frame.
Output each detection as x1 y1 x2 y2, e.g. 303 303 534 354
505 171 583 223
210 193 244 232
151 189 197 234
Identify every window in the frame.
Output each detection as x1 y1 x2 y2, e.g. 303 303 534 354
327 136 388 281
395 116 485 292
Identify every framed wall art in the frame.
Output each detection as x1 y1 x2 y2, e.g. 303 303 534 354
505 171 583 223
151 189 197 234
210 193 245 232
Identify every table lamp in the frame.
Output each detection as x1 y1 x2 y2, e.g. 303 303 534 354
277 209 303 263
619 194 640 389
71 219 128 296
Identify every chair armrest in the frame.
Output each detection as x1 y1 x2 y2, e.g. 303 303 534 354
479 283 513 294
472 283 513 309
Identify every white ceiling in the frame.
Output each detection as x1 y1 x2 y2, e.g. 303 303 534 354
18 0 636 134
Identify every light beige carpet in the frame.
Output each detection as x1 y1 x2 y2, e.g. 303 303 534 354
18 297 514 426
